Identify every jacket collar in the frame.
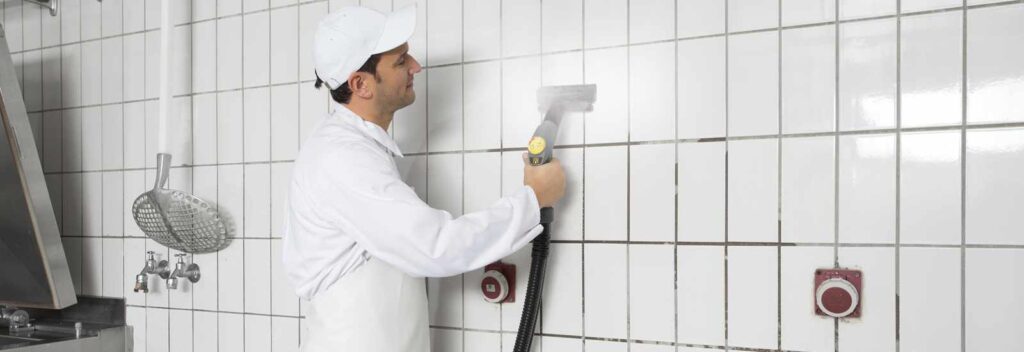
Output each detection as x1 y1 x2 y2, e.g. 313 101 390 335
331 102 405 158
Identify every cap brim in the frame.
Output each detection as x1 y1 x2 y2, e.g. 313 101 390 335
372 4 417 54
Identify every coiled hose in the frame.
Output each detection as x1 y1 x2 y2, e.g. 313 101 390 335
513 206 554 352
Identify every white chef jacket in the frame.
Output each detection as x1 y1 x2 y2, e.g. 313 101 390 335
283 103 544 301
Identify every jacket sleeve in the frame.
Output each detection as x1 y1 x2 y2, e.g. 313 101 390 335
308 143 544 278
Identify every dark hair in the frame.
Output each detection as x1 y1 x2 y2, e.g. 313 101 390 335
315 54 383 104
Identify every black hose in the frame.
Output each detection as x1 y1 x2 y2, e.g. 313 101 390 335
513 206 554 352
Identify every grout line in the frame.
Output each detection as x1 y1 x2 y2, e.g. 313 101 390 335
672 0 679 349
723 0 731 348
625 1 632 350
833 1 842 350
960 0 969 350
776 0 784 349
894 0 904 349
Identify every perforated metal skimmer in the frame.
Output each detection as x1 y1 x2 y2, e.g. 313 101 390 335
132 153 229 253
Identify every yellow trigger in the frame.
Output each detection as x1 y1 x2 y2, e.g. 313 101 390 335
528 137 547 155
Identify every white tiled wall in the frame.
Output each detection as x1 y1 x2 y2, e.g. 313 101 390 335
3 0 1024 351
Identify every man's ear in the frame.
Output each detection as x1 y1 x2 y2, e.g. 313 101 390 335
348 73 374 100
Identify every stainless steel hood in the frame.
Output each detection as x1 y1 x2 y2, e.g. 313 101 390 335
0 25 77 309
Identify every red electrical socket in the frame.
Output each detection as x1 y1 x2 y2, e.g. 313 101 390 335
814 268 862 318
482 262 515 303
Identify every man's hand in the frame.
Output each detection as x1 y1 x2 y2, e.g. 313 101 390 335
523 153 567 208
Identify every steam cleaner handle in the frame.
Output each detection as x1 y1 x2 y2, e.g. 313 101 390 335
527 120 558 166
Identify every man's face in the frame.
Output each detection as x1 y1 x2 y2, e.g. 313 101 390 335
372 43 422 112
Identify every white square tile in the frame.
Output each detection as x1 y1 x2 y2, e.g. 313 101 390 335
839 18 897 131
123 171 146 237
837 247 896 352
245 0 269 12
270 7 299 85
82 172 102 237
500 57 541 149
901 131 961 245
728 31 780 137
271 163 293 238
123 0 145 32
299 2 329 82
81 41 102 106
244 240 271 315
22 5 42 50
63 174 83 236
219 91 244 164
427 0 462 66
427 154 463 216
901 11 962 128
192 21 217 93
502 0 541 57
42 112 62 173
628 245 674 342
463 0 500 61
244 12 271 88
191 94 217 165
542 0 582 52
729 0 778 32
542 52 585 146
145 31 161 99
218 313 244 352
584 0 627 48
838 134 896 244
677 246 724 345
967 128 1024 244
41 48 61 110
968 0 1008 4
299 84 328 143
584 244 628 339
191 311 218 352
584 47 629 144
431 329 462 352
123 34 146 102
271 317 300 352
271 84 300 161
585 340 627 352
780 247 834 351
427 65 463 152
463 268 500 330
678 142 725 242
584 146 628 241
81 237 102 295
271 239 300 314
967 4 1024 124
146 307 169 352
465 331 499 352
966 248 1024 351
62 109 83 172
463 62 501 150
781 136 835 243
62 0 81 43
629 42 676 142
629 144 676 242
678 0 725 38
101 0 122 37
218 17 243 90
839 0 895 20
102 238 124 297
427 275 463 327
81 0 101 40
630 344 675 352
22 51 42 113
782 25 836 134
244 88 271 162
900 247 961 352
728 139 779 242
101 105 124 169
903 0 961 12
463 152 501 214
629 0 674 43
678 37 726 139
245 164 271 238
218 242 245 313
543 336 583 351
126 307 146 352
727 246 778 349
102 172 123 236
219 0 242 16
124 239 147 305
782 0 835 26
192 249 219 311
542 244 583 336
169 310 193 352
395 73 428 153
61 45 82 107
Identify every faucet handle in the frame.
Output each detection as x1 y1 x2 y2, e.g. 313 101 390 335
175 253 188 263
146 251 155 259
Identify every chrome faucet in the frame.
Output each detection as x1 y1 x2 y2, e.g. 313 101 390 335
133 251 169 293
166 254 201 290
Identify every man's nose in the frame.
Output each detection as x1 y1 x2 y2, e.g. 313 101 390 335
409 56 423 74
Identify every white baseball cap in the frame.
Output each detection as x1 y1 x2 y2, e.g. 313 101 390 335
312 5 417 90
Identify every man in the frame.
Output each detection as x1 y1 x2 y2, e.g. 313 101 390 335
283 5 566 351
